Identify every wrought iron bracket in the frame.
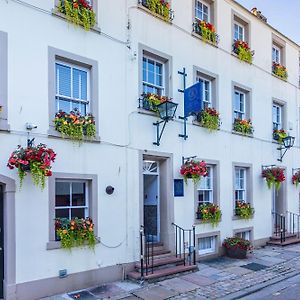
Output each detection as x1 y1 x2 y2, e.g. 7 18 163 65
277 145 288 162
178 67 188 140
182 156 197 165
153 120 167 146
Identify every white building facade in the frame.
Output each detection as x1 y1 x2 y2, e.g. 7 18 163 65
0 0 300 299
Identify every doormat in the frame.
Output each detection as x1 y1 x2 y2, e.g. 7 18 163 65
241 262 268 271
68 291 97 300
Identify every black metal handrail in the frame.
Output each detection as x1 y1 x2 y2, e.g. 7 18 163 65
286 211 300 239
272 212 286 243
172 223 196 266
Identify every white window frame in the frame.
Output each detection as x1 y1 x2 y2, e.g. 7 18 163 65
142 55 165 96
272 103 282 130
234 90 246 119
235 167 246 203
55 60 91 114
195 0 210 23
197 76 212 109
55 180 89 220
197 166 213 205
198 236 216 255
272 45 281 64
234 22 245 41
235 230 251 241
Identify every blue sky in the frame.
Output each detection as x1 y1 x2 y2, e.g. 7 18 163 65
236 0 300 44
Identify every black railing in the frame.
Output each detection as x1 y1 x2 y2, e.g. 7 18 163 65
172 223 196 266
273 212 286 243
139 226 154 280
286 211 300 239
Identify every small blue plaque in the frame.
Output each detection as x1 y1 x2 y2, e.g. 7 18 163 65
174 179 184 197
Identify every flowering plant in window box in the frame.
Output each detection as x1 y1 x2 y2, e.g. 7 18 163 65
141 93 172 113
272 62 288 80
194 20 218 45
223 237 251 259
233 40 254 64
141 0 172 21
7 144 56 189
292 170 300 187
180 159 208 185
55 217 97 250
54 109 96 142
57 0 96 31
196 203 221 227
233 118 253 135
261 167 285 191
198 107 220 131
273 129 287 143
235 200 254 220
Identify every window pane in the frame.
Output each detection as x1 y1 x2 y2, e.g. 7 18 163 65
56 64 71 97
55 209 69 219
55 182 70 207
57 98 71 113
148 59 155 73
72 182 86 206
71 208 85 219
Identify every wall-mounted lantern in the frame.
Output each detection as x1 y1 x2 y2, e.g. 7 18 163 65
277 135 295 162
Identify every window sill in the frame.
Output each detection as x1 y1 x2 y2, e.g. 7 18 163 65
232 130 253 138
137 4 173 24
48 127 101 144
52 10 101 34
191 32 218 48
272 73 288 82
232 215 254 221
47 237 100 250
231 52 252 65
138 108 158 117
192 120 220 131
194 218 222 225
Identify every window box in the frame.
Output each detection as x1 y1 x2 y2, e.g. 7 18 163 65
233 40 254 64
197 107 220 131
272 62 288 80
138 0 174 22
196 203 221 227
233 118 253 136
56 0 96 31
193 20 219 45
261 166 285 191
139 93 171 112
273 129 287 143
235 201 254 220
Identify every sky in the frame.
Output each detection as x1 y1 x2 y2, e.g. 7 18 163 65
236 0 300 45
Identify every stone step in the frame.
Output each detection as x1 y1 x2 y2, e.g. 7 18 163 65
128 264 197 281
267 237 300 246
271 233 297 240
152 249 172 257
135 256 185 270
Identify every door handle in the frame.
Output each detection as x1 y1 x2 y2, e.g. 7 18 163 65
0 247 2 251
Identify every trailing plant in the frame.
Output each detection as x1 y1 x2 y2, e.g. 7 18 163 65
196 203 222 226
273 129 287 143
141 93 171 113
54 109 96 142
195 20 218 45
233 40 254 64
57 0 96 31
272 62 288 80
143 0 171 21
180 159 208 185
233 118 253 135
292 170 300 187
55 217 97 250
198 107 220 131
7 144 56 189
235 200 254 219
223 237 251 251
261 167 285 191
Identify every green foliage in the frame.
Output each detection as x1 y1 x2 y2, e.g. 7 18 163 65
235 201 254 220
197 203 222 227
233 119 253 135
236 46 253 63
272 63 288 80
223 237 251 250
197 21 218 45
145 0 170 21
199 108 220 131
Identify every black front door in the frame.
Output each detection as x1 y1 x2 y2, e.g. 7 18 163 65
0 185 3 298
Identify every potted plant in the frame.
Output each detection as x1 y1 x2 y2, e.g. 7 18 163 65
273 129 287 143
141 93 171 113
223 237 251 259
57 0 96 31
55 217 97 250
7 144 56 189
272 62 288 80
233 40 254 63
261 167 285 191
141 0 172 21
292 170 300 187
54 109 96 142
233 118 253 135
196 203 222 226
235 200 254 219
198 107 220 131
180 159 208 185
194 20 218 45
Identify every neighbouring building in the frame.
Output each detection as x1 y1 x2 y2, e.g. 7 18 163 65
0 0 300 299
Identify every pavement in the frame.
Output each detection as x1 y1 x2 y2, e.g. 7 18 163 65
41 244 300 300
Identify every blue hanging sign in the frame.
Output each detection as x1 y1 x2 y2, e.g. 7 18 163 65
184 82 203 117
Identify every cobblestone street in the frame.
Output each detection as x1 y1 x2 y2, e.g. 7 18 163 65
42 244 300 300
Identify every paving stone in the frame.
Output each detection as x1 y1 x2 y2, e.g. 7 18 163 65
118 296 142 300
159 277 199 293
181 272 216 286
199 266 222 277
89 284 125 298
115 281 141 292
132 286 179 300
69 291 96 300
224 266 252 275
259 256 286 264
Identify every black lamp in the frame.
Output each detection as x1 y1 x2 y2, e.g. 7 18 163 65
278 135 295 162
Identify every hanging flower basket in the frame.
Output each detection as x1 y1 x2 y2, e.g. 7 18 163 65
233 118 253 135
223 237 251 259
57 0 96 31
141 0 172 21
198 107 220 131
262 167 285 191
233 40 254 64
194 20 218 45
272 62 288 80
7 144 56 189
235 201 254 219
292 170 300 187
273 129 287 143
55 217 97 250
54 109 96 142
180 160 208 185
196 203 221 226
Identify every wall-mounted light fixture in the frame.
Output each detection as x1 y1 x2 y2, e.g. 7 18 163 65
277 135 295 162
